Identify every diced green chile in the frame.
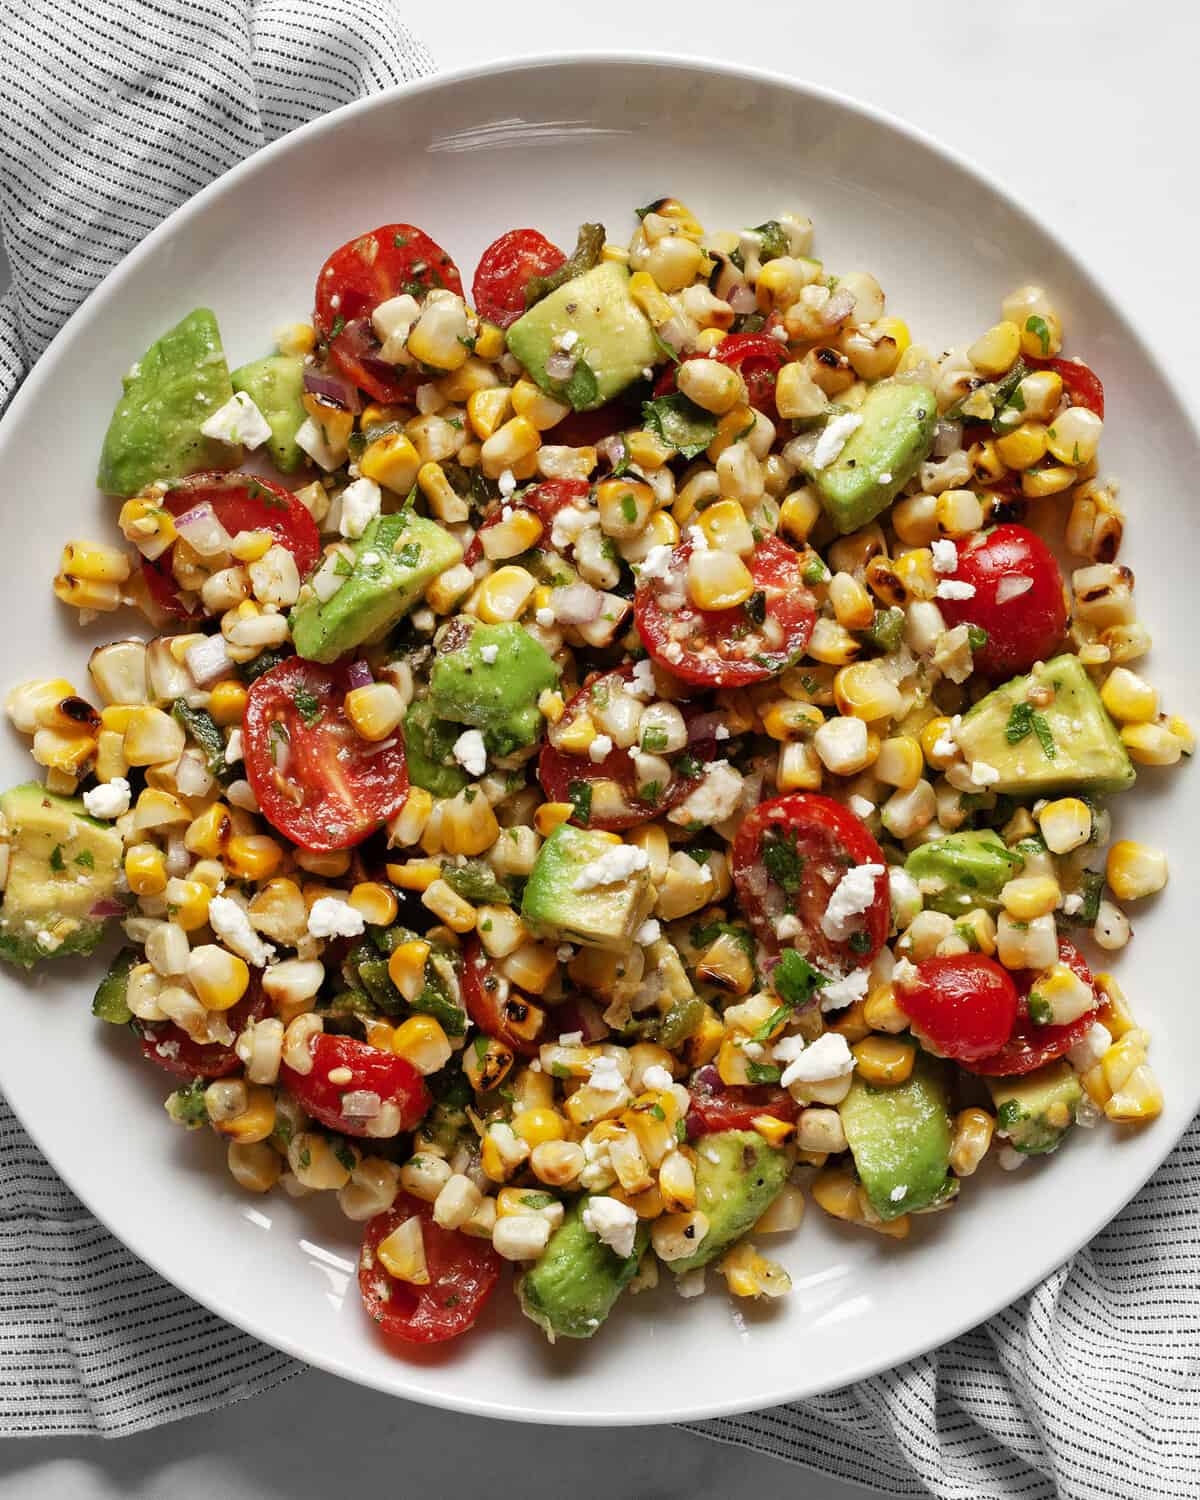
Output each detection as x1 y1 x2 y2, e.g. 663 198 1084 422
524 222 606 309
92 946 137 1024
172 698 233 783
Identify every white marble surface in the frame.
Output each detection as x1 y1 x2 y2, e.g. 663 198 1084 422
2 3 1196 1495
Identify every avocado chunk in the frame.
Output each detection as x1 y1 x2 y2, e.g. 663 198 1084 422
671 1129 791 1274
517 1196 649 1342
402 699 470 798
814 380 937 534
521 823 654 951
429 621 559 758
97 308 237 497
989 1060 1082 1156
905 830 1024 916
290 511 463 663
0 783 123 968
506 262 658 411
230 353 306 473
839 1050 954 1219
954 654 1135 798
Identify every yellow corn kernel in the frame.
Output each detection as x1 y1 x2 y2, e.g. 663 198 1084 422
750 1113 795 1147
834 662 903 723
995 422 1048 471
827 572 875 632
624 428 674 471
1167 715 1195 755
806 618 863 667
95 729 129 783
416 461 468 525
479 507 544 561
537 688 565 725
125 843 167 897
385 858 441 892
628 270 675 326
60 540 131 585
551 712 597 757
392 1015 452 1076
696 497 754 557
1000 875 1062 920
424 562 475 615
1106 840 1168 901
377 1216 430 1285
1046 406 1103 467
512 1108 567 1148
441 790 500 858
919 716 957 770
1100 667 1158 725
968 320 1021 377
53 571 121 612
779 487 822 544
1022 464 1077 499
223 834 283 882
344 682 407 742
852 1034 915 1087
343 882 395 929
216 1085 276 1145
473 321 505 359
421 878 476 933
99 704 138 735
875 735 923 791
511 377 570 432
29 725 95 776
474 565 536 624
184 803 232 859
388 787 434 848
479 416 540 479
810 1163 862 1222
685 1004 725 1069
719 1241 791 1299
1037 797 1092 854
123 706 186 767
208 680 248 726
686 547 754 611
228 529 273 564
760 698 822 743
863 984 909 1035
293 848 351 878
1120 722 1182 766
948 1107 994 1177
118 497 177 560
466 386 513 441
1105 1062 1163 1123
534 802 573 837
359 432 421 494
188 943 250 1010
165 878 212 932
706 404 756 464
386 939 431 1003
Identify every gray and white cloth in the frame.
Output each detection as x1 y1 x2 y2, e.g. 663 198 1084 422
1 4 1198 1494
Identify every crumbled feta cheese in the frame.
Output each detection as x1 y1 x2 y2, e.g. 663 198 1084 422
557 1031 584 1045
715 724 730 740
848 795 875 819
818 967 871 1013
687 525 709 551
412 608 435 632
675 1267 707 1298
634 918 661 946
480 644 499 665
890 1184 908 1203
931 538 958 574
306 895 366 941
777 1031 856 1087
969 761 1000 787
935 579 976 601
588 1054 626 1094
209 894 275 966
452 728 487 778
811 412 863 470
636 544 676 581
82 778 131 819
295 417 341 471
775 914 803 941
498 468 516 498
589 734 614 764
338 477 382 540
642 1064 674 1092
581 1195 638 1259
741 1041 766 1061
933 726 959 759
556 944 575 962
557 328 579 352
224 728 243 764
626 658 656 698
663 641 683 663
535 607 555 627
550 505 595 550
1067 1020 1113 1072
572 844 650 891
1061 892 1084 916
878 471 892 483
200 391 272 450
892 956 920 990
667 760 743 827
821 864 885 940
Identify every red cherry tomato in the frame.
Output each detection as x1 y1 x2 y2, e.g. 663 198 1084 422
280 1034 430 1137
471 228 565 329
359 1193 501 1344
1028 356 1105 418
686 1064 799 1137
314 225 463 403
142 472 321 618
544 395 642 450
936 523 1068 678
139 982 269 1079
731 792 889 968
634 534 815 688
463 477 589 567
243 657 409 852
537 666 717 832
967 938 1099 1077
461 938 545 1057
897 954 1019 1063
656 332 786 418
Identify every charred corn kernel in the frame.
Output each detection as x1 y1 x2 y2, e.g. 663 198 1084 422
344 682 406 742
480 416 540 479
1120 722 1183 766
628 270 675 325
948 1107 994 1177
1106 840 1167 900
876 735 923 791
441 790 500 858
828 572 875 631
60 540 131 586
1022 464 1077 499
392 1015 452 1076
417 461 469 524
852 1034 915 1086
863 984 908 1034
811 1163 862 1222
686 547 754 610
377 1215 430 1284
779 487 822 543
596 478 654 540
124 843 167 896
6 678 82 735
750 1113 795 1147
513 1108 566 1148
761 698 823 741
184 803 232 858
474 565 536 623
807 618 863 668
1098 667 1156 725
893 547 937 602
650 1210 709 1264
1001 875 1061 920
467 386 513 441
216 1085 276 1145
685 1004 725 1069
421 878 476 933
1047 406 1103 466
834 662 903 723
968 320 1021 376
511 377 570 431
934 489 984 539
1037 798 1092 854
719 1242 791 1299
119 497 177 560
534 802 573 836
123 706 186 767
223 834 283 882
464 1036 515 1095
359 432 421 494
995 422 1048 470
187 944 250 1010
386 939 431 1003
676 357 744 415
1100 621 1150 662
208 680 247 726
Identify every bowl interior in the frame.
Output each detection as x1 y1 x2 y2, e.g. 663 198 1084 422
0 56 1194 1424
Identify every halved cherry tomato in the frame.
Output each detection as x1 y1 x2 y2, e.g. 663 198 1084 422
243 658 409 852
967 938 1099 1077
936 523 1068 678
731 792 889 968
280 1033 430 1137
139 982 268 1079
538 665 716 831
359 1193 501 1344
897 954 1019 1064
471 228 565 329
1028 356 1105 419
463 477 589 567
142 472 321 618
634 534 815 688
314 225 462 403
686 1064 799 1138
655 332 786 418
461 938 546 1057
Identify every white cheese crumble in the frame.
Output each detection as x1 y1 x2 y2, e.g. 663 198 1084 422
582 1195 638 1259
452 728 487 778
687 525 709 551
338 477 382 540
931 538 958 574
572 844 649 892
667 760 743 827
848 794 875 819
498 468 516 498
811 412 863 470
200 391 272 450
821 864 885 941
556 328 579 352
588 734 614 764
224 728 243 764
969 761 1000 787
549 505 594 550
642 1064 674 1092
588 1054 626 1094
636 544 676 582
535 607 555 627
776 1031 856 1087
674 1267 707 1298
208 894 275 966
82 778 131 818
818 967 871 1013
936 579 976 601
480 644 499 665
306 895 366 940
1061 892 1084 916
892 956 920 990
627 658 656 698
634 918 661 946
1067 1020 1113 1072
715 724 730 740
890 1184 908 1203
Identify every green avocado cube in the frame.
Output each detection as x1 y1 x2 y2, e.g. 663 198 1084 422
954 654 1135 798
839 1050 954 1219
670 1130 791 1274
429 621 559 758
290 511 463 663
905 830 1024 916
517 1197 648 1342
521 823 654 951
97 308 237 497
989 1061 1082 1155
814 380 937 534
231 353 306 473
506 262 658 411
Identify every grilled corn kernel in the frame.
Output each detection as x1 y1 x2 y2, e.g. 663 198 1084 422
833 662 903 723
827 572 874 631
1000 875 1061 920
1106 841 1168 901
949 1107 994 1176
1120 722 1183 766
61 540 131 585
123 706 186 766
875 735 923 790
392 1015 453 1076
779 487 822 544
223 834 283 882
686 547 755 611
775 739 824 793
164 878 212 932
995 422 1048 471
187 944 250 1011
480 416 540 479
968 320 1021 377
852 1034 916 1087
119 497 177 560
184 803 232 859
479 506 544 560
807 618 863 668
344 682 406 742
1037 797 1092 854
474 565 536 623
863 983 909 1034
359 432 421 494
421 878 476 933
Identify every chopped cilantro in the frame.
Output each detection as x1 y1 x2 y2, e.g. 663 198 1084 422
566 780 593 825
802 557 829 586
675 753 702 781
772 949 827 1008
329 315 345 338
967 624 990 652
620 492 638 524
49 844 64 873
641 393 718 459
1005 701 1056 759
520 1192 555 1210
746 1062 783 1085
641 727 669 753
1025 315 1051 356
393 233 409 247
74 849 94 869
761 825 805 893
745 590 767 626
396 542 422 568
294 687 324 727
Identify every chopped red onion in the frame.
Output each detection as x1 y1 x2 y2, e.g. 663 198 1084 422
934 420 963 458
341 1090 381 1119
686 711 724 746
596 433 627 471
656 316 691 353
303 364 362 413
727 282 758 314
345 659 373 688
821 287 857 329
174 503 232 558
551 581 603 625
184 633 233 685
552 999 609 1044
545 349 577 381
89 897 126 919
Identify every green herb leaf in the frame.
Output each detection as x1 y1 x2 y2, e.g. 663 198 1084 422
293 687 324 728
650 327 682 366
1025 315 1051 356
74 849 95 869
752 1003 792 1044
620 492 639 524
753 220 789 262
49 844 64 873
562 358 600 412
396 541 422 568
675 753 702 781
761 826 805 894
520 1192 555 1210
1005 701 1056 759
746 1061 782 1085
967 624 990 652
745 590 767 626
802 557 830 586
772 949 827 1008
641 727 668 753
566 780 593 826
641 393 718 459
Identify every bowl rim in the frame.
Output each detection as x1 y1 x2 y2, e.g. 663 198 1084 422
2 50 1197 1425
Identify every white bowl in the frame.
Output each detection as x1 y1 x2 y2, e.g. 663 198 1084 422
0 55 1194 1426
